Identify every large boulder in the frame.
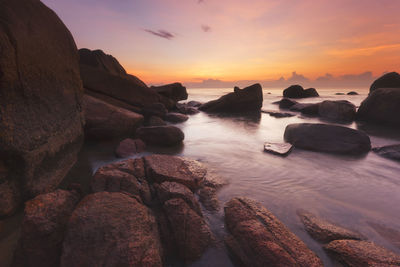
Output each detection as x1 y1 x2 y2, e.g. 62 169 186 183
283 85 319 98
13 190 80 267
324 240 400 267
136 126 184 146
370 72 400 92
199 83 263 113
150 83 188 102
60 192 163 267
284 123 371 155
0 0 84 216
357 88 400 126
319 100 356 122
279 98 298 109
83 94 143 139
224 197 323 267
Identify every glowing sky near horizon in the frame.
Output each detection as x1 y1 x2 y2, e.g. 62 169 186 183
42 0 400 84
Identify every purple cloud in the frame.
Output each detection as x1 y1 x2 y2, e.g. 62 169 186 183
201 24 211 32
144 29 175 40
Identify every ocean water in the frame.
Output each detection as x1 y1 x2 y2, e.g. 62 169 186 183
2 88 400 266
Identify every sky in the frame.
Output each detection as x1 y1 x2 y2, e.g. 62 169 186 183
42 0 400 88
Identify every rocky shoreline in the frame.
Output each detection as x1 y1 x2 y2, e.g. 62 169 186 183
1 0 400 266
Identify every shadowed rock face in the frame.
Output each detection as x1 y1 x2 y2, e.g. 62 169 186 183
136 126 184 146
357 88 400 127
0 0 84 216
319 100 356 122
151 83 188 102
224 197 323 267
284 123 371 155
370 72 400 92
199 83 263 113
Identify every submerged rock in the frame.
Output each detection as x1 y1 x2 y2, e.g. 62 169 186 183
370 72 400 92
279 98 298 109
115 138 146 158
151 83 188 102
264 142 293 156
262 110 295 118
0 0 84 217
224 197 323 267
165 112 189 123
367 222 400 249
297 210 364 243
319 100 356 122
357 88 400 126
372 144 400 162
199 83 263 113
136 126 184 146
347 91 359 95
324 240 400 267
283 85 319 98
60 192 163 267
284 123 371 155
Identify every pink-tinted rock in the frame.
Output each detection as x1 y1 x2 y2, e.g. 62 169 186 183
115 138 146 158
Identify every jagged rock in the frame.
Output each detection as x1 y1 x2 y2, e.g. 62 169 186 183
0 0 84 217
115 138 146 158
324 240 400 267
199 84 263 113
370 72 400 92
165 112 189 123
297 210 364 243
13 190 80 267
136 126 184 146
151 83 188 102
372 144 400 162
284 123 371 155
319 100 356 122
60 192 163 267
264 142 293 156
224 197 323 267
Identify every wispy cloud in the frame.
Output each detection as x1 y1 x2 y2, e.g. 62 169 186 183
201 24 211 32
144 29 175 40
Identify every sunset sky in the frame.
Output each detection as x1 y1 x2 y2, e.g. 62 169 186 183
42 0 400 86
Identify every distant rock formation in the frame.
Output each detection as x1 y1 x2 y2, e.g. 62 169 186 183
0 0 84 217
283 85 319 98
369 72 400 93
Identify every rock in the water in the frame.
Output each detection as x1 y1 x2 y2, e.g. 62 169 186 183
115 138 146 158
199 83 263 113
264 142 293 156
187 101 202 108
224 197 323 267
151 83 188 102
279 98 298 109
175 103 200 115
289 103 320 116
91 158 152 204
145 154 206 190
336 93 345 95
283 85 319 98
262 110 295 118
163 198 213 262
324 240 400 267
165 112 189 123
0 0 84 216
146 116 167 126
136 126 184 146
372 144 400 162
284 123 371 155
357 88 400 126
347 91 359 95
60 192 163 267
198 186 220 211
319 100 356 122
297 210 364 243
83 94 143 139
13 190 80 267
370 72 400 92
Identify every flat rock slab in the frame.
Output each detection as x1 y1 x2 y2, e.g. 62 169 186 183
264 142 293 156
297 210 364 243
324 240 400 267
372 144 400 162
144 154 207 190
262 110 296 118
224 197 323 267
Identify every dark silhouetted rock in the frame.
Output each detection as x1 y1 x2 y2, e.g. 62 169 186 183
0 180 19 217
83 94 143 140
264 142 293 156
199 84 263 113
144 154 206 191
91 158 151 204
146 116 167 126
367 222 400 249
319 100 356 122
283 85 319 98
151 83 188 102
187 101 202 108
142 102 168 118
79 48 128 77
163 198 213 262
13 190 79 267
0 0 84 217
370 72 400 92
136 126 184 146
224 197 323 267
297 210 364 243
299 103 320 116
336 93 345 95
324 240 400 267
372 144 400 162
262 110 295 118
115 138 146 158
347 91 359 95
284 123 371 155
165 112 189 123
60 192 163 267
175 103 200 115
279 98 298 109
357 88 400 126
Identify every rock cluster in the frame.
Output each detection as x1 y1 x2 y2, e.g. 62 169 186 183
283 85 319 98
